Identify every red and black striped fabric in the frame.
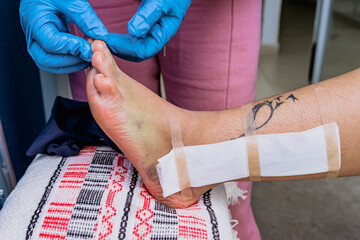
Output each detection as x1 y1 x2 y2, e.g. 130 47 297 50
25 146 222 240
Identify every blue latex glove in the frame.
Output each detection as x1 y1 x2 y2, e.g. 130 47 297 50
19 0 108 74
106 0 192 62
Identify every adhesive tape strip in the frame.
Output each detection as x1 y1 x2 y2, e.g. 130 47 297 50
168 117 193 199
240 103 261 181
314 87 340 178
314 87 334 124
247 135 261 181
323 123 340 178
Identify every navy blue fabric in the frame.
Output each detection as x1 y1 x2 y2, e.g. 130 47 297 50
1 0 46 180
27 96 122 156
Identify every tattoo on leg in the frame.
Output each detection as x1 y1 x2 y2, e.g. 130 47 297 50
235 94 299 139
286 94 299 102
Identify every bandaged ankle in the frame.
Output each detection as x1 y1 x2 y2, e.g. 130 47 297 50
157 123 341 198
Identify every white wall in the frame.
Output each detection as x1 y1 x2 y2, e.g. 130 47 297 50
39 71 72 121
261 0 283 53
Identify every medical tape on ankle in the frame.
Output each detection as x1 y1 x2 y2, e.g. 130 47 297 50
314 87 341 178
168 117 193 199
156 122 341 198
240 103 261 181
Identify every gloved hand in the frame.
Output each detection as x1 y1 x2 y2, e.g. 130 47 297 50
19 0 108 74
106 0 192 62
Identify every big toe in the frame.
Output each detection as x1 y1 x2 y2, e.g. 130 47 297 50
92 50 114 78
91 41 117 78
92 40 114 61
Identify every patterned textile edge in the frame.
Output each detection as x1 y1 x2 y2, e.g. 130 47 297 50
203 190 220 240
151 200 178 239
65 149 116 239
23 147 226 240
118 167 139 240
25 157 67 240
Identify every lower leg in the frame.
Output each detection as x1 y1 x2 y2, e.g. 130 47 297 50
200 69 360 179
87 40 360 207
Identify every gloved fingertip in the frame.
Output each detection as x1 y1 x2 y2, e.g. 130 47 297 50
86 51 93 62
129 25 148 37
85 26 109 41
102 33 109 42
96 32 109 41
128 23 137 36
128 16 149 37
80 48 93 62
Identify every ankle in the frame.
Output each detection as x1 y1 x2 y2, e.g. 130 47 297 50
180 110 215 146
191 109 244 145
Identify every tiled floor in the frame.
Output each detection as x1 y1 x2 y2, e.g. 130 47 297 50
256 0 360 101
252 0 360 239
256 1 314 100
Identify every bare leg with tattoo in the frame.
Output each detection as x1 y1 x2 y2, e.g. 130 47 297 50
86 40 360 208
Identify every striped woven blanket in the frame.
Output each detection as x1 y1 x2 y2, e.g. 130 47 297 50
0 146 234 239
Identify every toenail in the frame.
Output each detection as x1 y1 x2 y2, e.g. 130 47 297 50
97 41 105 49
98 53 105 62
93 41 102 51
97 74 104 80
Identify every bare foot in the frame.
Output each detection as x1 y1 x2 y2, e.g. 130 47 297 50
86 40 213 208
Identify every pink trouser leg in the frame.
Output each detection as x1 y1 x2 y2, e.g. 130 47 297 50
69 0 161 101
158 0 262 239
69 0 262 238
229 183 260 240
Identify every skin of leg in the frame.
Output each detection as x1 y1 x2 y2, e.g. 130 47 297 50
68 0 161 101
158 0 262 238
200 68 360 180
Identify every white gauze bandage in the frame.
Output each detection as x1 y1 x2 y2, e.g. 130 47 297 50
156 123 341 198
